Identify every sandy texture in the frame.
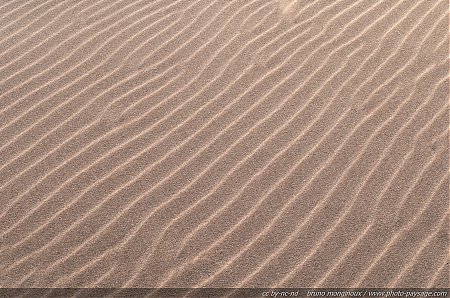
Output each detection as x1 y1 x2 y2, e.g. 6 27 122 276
0 0 448 289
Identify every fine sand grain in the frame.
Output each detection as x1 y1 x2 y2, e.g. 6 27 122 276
0 0 448 290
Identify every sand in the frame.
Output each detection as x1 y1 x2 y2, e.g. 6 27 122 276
0 0 448 291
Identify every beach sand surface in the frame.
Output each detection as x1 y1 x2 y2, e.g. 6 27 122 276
0 0 448 290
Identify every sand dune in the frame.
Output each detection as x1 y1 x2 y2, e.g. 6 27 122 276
0 0 448 291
